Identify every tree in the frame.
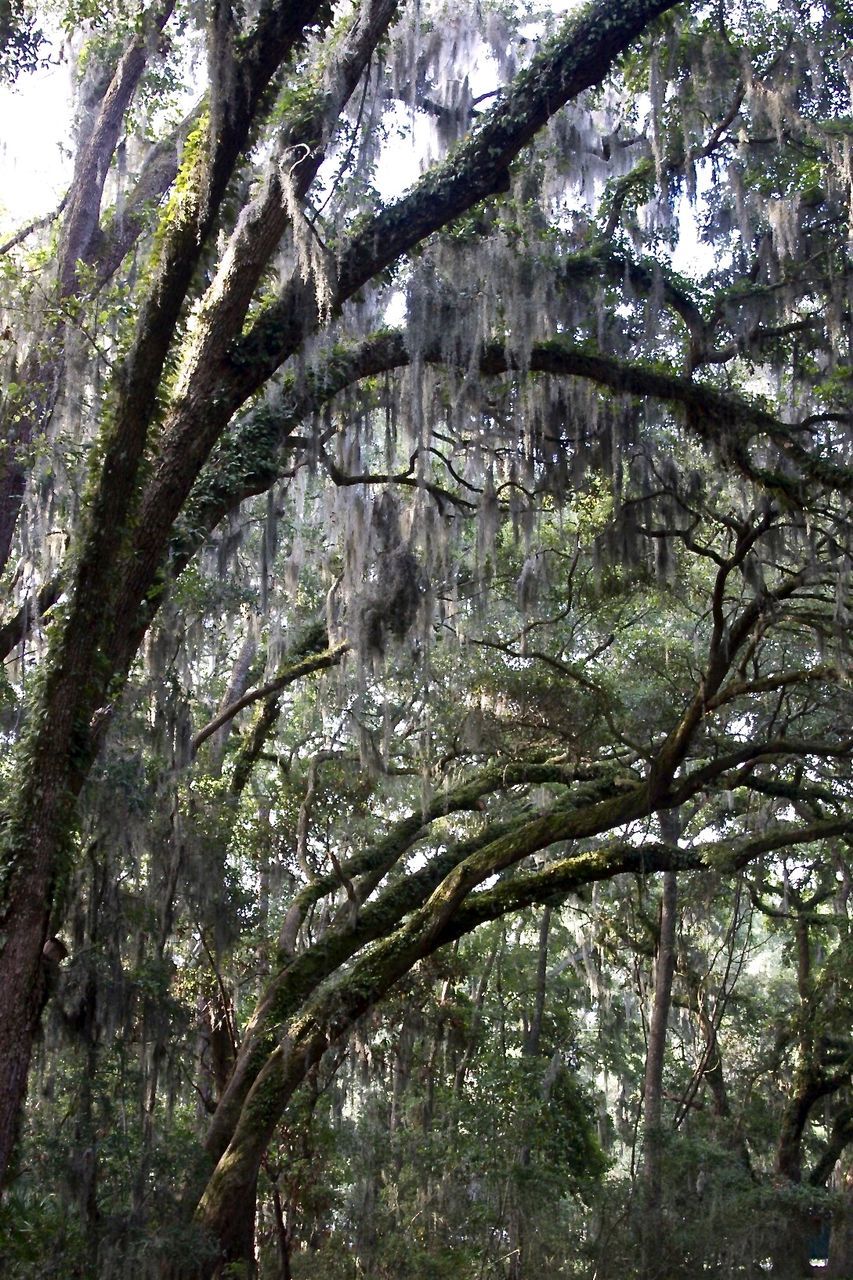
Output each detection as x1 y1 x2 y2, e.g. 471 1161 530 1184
0 0 851 1275
0 1 41 81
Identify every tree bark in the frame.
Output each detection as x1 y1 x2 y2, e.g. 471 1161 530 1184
827 1162 853 1278
0 0 347 1190
640 858 678 1280
772 914 826 1277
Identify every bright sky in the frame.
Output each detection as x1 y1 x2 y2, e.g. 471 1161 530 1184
0 52 73 227
0 2 586 232
0 0 705 290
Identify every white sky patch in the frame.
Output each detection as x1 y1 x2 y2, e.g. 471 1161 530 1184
371 102 438 201
672 166 714 276
0 1 595 235
0 48 73 228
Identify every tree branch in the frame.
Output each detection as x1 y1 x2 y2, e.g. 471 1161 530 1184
192 641 348 755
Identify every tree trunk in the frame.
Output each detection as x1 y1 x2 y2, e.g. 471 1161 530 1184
508 906 551 1280
827 1163 853 1278
640 863 678 1280
271 1179 293 1280
0 893 51 1181
771 914 819 1278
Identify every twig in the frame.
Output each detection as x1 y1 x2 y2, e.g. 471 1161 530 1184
0 195 68 257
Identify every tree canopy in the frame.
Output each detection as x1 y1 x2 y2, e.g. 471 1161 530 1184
0 0 851 1276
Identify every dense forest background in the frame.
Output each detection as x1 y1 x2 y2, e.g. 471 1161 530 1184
0 0 851 1276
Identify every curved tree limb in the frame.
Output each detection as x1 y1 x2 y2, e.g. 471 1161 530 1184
192 641 349 755
196 812 849 1261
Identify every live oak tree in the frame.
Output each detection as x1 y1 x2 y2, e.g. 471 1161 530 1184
0 0 851 1276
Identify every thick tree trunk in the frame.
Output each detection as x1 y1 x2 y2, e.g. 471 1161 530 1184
0 920 48 1181
160 1172 259 1280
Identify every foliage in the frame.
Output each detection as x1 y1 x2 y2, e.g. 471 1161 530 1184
0 0 851 1277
